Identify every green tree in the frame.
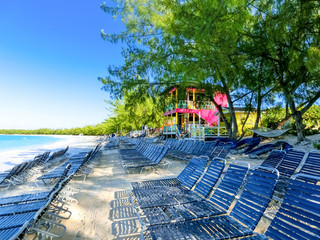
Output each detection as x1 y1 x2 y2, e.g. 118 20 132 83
245 0 320 142
100 0 254 140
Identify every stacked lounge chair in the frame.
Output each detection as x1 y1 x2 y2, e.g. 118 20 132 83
142 166 279 239
45 146 69 163
296 150 320 183
247 141 292 159
0 151 50 188
231 137 261 154
119 142 168 171
238 174 320 240
37 144 101 184
131 158 225 211
105 137 120 150
133 160 249 226
0 165 72 239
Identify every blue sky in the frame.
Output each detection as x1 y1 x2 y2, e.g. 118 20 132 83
0 1 124 129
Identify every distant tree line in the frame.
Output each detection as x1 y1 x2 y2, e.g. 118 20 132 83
1 101 318 137
0 95 163 136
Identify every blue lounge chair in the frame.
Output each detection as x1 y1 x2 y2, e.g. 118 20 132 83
105 137 120 149
143 166 279 240
138 161 249 226
46 146 69 163
261 150 286 168
121 145 168 171
297 150 320 183
131 158 216 209
131 157 208 191
247 141 292 159
173 141 203 160
0 222 29 240
236 174 320 240
277 149 305 181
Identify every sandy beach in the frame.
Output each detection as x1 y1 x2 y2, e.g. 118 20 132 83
1 134 319 239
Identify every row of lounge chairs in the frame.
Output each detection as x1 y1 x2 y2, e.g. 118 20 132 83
0 165 73 240
119 142 168 171
37 144 101 184
262 149 320 186
105 137 120 150
166 139 234 161
0 151 50 188
126 148 320 239
0 144 102 239
45 146 69 163
0 147 71 189
142 173 319 240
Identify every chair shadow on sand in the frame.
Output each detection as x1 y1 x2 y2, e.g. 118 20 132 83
111 190 144 239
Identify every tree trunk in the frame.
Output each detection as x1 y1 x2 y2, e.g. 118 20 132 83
286 94 307 143
225 91 238 140
293 111 306 142
253 87 262 138
212 99 234 139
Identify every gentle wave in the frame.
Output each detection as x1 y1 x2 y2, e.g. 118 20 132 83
0 135 62 152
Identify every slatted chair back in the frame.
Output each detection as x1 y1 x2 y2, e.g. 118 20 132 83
168 139 177 149
173 140 184 152
188 141 200 154
139 142 149 154
134 141 144 152
0 191 51 207
154 146 167 164
1 165 20 184
209 161 249 211
298 150 320 183
149 146 162 162
277 149 305 180
201 141 218 156
133 139 143 149
0 173 8 185
264 174 320 240
0 221 29 240
197 141 212 155
185 141 197 154
261 150 286 168
177 158 207 190
217 141 233 159
177 140 187 151
209 142 225 158
162 139 168 146
144 144 154 158
192 141 204 155
181 140 193 152
230 166 279 230
193 158 226 198
172 140 183 150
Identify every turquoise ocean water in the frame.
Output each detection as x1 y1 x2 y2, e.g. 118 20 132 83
0 135 62 152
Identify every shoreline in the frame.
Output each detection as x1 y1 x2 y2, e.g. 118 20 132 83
0 135 102 172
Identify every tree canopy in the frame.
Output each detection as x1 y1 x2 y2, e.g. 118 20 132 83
99 0 320 141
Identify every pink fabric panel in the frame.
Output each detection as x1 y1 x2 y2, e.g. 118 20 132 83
214 92 228 107
197 110 219 126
